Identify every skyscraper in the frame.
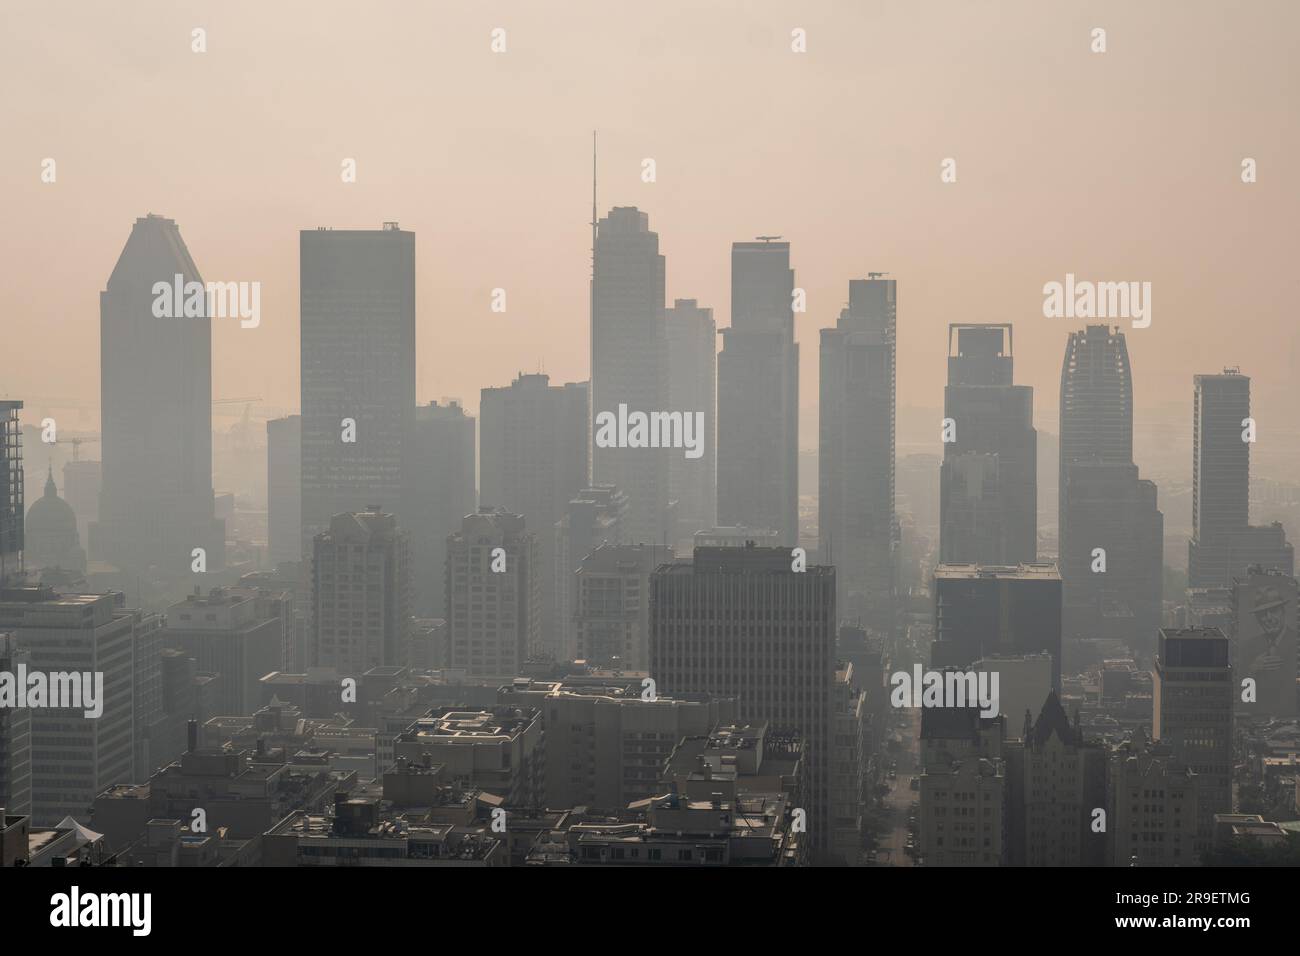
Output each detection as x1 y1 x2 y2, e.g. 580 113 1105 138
940 324 1036 565
0 401 22 584
1153 626 1234 853
1189 370 1293 587
554 485 627 660
407 400 476 619
820 277 897 627
300 224 416 557
1230 566 1297 718
664 299 716 544
267 415 301 567
650 546 835 852
1059 325 1162 650
445 508 540 678
574 543 671 670
311 510 410 673
480 374 589 654
91 215 223 575
591 207 669 545
717 240 799 544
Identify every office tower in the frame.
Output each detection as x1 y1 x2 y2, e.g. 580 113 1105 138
62 459 100 549
693 525 781 548
819 277 898 627
162 587 289 717
0 587 141 825
499 676 736 809
1153 626 1233 853
0 401 22 584
300 224 416 557
940 324 1036 565
1002 692 1106 866
0 633 32 816
591 207 669 545
573 543 671 670
1231 566 1297 718
717 240 799 544
392 706 544 806
91 215 223 575
311 510 411 673
932 564 1063 689
650 546 835 852
1059 326 1163 649
445 509 540 678
830 664 867 866
408 400 476 619
664 299 717 543
1108 732 1199 867
130 604 166 780
24 467 86 574
918 706 1006 867
481 374 590 655
554 485 626 660
1189 370 1294 587
267 415 301 567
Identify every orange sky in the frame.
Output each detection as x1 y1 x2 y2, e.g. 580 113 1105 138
3 0 1298 455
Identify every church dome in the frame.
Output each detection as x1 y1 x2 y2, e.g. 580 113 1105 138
26 466 78 534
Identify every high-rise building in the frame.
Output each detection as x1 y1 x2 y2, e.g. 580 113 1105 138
591 207 669 545
445 509 540 678
62 459 100 548
830 663 867 866
1230 566 1297 718
0 632 32 816
932 564 1063 690
650 546 835 852
267 415 301 567
717 240 799 544
573 543 671 671
1059 326 1163 650
91 215 223 575
481 374 589 655
1153 626 1233 854
1189 370 1293 587
918 706 1006 867
0 586 148 825
0 401 23 584
1108 732 1199 867
940 324 1036 565
311 510 410 673
664 299 716 544
554 485 626 660
819 277 897 627
407 400 476 619
300 224 416 557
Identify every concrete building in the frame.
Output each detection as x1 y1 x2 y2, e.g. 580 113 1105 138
62 458 100 549
940 324 1036 565
311 510 410 673
664 298 717 544
650 545 835 853
162 587 290 717
0 401 23 584
91 215 223 575
481 374 590 655
717 240 799 544
573 543 671 670
592 206 670 545
974 652 1054 733
1189 370 1293 586
0 633 32 816
918 706 1006 867
300 224 416 557
819 277 898 630
1231 566 1298 718
266 415 301 567
932 564 1063 689
408 399 476 619
1154 626 1234 854
830 663 867 865
1108 731 1199 866
446 509 540 678
392 706 543 806
554 485 626 660
498 676 735 808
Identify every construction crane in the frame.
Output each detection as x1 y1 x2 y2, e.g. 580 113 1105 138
51 435 101 462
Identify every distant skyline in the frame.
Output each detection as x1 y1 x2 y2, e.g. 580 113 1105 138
3 0 1298 443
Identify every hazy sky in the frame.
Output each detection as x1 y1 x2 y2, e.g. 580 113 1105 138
3 0 1298 450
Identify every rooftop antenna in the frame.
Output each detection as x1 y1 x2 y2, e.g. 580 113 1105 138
756 235 782 242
